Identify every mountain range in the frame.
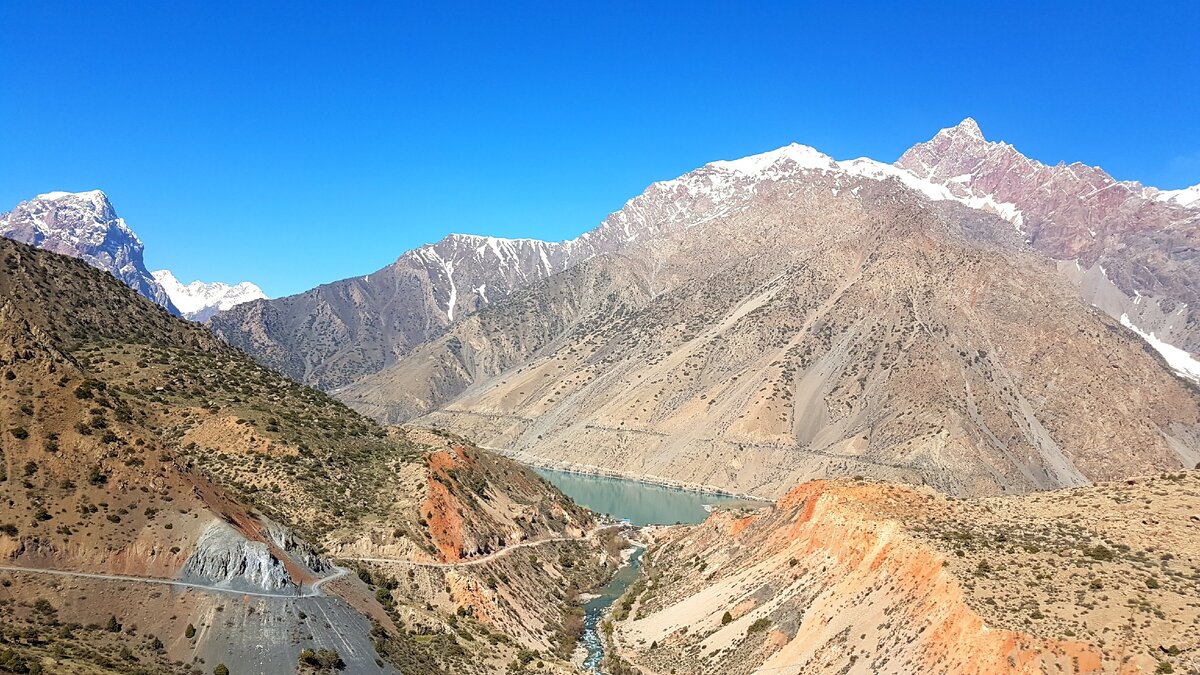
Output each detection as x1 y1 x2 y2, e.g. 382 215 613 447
152 268 267 322
205 119 1200 499
5 117 1200 674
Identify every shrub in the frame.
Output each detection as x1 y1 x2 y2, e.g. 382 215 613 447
721 611 733 625
8 428 28 440
87 466 109 486
299 648 342 670
747 618 771 634
185 623 196 639
106 615 122 632
214 665 230 675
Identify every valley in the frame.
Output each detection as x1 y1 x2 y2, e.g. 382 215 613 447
3 119 1198 674
0 237 628 674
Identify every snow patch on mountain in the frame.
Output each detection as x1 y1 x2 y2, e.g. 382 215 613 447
1120 314 1200 383
152 269 266 322
1152 183 1200 208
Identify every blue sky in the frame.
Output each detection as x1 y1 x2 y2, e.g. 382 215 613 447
2 1 1197 297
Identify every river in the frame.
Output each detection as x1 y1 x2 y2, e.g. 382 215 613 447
534 468 754 671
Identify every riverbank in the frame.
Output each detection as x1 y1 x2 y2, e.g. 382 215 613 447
573 540 647 672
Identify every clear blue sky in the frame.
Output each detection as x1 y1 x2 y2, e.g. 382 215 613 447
2 1 1197 297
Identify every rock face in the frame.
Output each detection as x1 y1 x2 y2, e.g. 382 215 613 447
616 475 1199 674
181 520 295 592
152 268 266 322
0 190 178 313
898 118 1200 354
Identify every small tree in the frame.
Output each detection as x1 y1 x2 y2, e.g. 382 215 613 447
214 664 230 675
721 611 733 625
106 615 121 632
185 623 196 639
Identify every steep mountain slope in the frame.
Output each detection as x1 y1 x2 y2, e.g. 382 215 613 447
612 473 1199 674
343 148 1200 498
0 190 178 313
212 122 1200 399
152 269 267 322
898 119 1200 358
212 146 902 390
0 237 607 673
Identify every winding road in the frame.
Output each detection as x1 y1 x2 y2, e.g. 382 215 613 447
338 524 620 568
0 563 349 599
0 526 619 596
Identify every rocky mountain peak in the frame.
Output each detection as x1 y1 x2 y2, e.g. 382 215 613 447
939 116 986 141
0 190 178 314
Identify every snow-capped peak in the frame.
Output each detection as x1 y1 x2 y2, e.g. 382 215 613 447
1 189 179 312
935 117 986 142
152 269 267 322
35 189 110 203
708 143 839 175
1151 182 1200 208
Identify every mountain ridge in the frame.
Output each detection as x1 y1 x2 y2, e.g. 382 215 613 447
212 119 1200 398
151 268 267 322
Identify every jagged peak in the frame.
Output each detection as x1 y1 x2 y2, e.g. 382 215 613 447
934 117 986 143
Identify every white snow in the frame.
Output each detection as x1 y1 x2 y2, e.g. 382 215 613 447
708 143 839 175
1120 313 1200 382
34 189 107 202
152 269 266 320
837 157 1026 230
1152 183 1200 208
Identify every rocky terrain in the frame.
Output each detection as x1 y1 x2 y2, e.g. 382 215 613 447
0 190 178 314
898 119 1200 356
609 473 1200 674
0 237 613 673
341 146 1200 499
203 121 1200 501
152 269 267 322
211 120 1200 397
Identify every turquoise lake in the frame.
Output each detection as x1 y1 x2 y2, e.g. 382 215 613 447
532 468 748 526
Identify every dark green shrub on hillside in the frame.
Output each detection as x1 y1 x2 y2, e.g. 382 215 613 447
747 617 771 634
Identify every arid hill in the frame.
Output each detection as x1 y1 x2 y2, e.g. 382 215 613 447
610 473 1200 674
0 237 611 674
